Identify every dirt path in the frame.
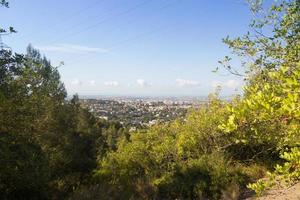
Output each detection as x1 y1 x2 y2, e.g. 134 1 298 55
246 182 300 200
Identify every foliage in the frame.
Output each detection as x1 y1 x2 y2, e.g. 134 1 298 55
248 147 300 196
0 133 50 199
219 0 300 195
95 97 247 200
1 0 299 199
0 45 128 199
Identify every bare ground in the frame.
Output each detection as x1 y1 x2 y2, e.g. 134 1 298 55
245 182 300 200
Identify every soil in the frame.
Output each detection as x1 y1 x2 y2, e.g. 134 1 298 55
245 182 300 200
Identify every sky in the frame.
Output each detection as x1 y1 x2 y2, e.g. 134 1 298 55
1 0 257 96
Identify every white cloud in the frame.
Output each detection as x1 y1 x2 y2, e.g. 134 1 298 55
176 78 200 87
136 79 151 87
89 80 96 86
212 79 240 89
225 79 240 89
104 81 119 87
71 78 82 86
36 44 108 54
212 81 222 88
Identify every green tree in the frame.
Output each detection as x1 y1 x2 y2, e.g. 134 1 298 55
0 133 50 199
219 0 300 194
0 45 60 198
96 97 244 200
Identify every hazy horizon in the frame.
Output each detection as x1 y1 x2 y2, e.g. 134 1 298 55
0 0 252 96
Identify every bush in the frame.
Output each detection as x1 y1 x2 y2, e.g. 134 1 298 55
95 97 247 199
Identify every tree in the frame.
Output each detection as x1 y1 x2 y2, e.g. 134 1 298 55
95 97 244 200
219 0 300 194
0 46 57 198
0 133 50 199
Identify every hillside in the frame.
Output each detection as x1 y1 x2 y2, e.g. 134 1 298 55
1 0 299 199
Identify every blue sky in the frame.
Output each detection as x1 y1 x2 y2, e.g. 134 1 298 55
1 0 256 96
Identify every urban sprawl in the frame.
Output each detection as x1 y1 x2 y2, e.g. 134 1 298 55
80 97 209 130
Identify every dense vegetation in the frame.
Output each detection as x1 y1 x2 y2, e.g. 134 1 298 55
0 0 299 199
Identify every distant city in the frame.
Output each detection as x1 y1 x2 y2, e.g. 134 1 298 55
79 96 212 130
